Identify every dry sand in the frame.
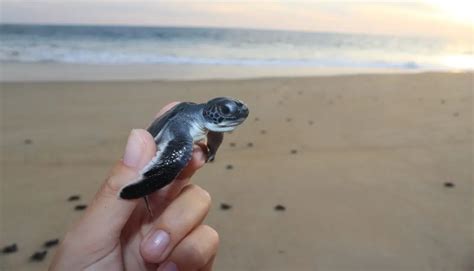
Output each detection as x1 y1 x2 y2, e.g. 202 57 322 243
1 72 473 270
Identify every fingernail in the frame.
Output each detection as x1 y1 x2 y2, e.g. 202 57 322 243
123 129 144 168
158 261 178 271
143 230 170 259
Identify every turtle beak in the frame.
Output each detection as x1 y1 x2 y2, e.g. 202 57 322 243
239 103 249 119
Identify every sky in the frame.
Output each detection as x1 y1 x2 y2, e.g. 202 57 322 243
1 0 472 39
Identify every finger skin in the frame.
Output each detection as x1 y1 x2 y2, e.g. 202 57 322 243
199 255 216 271
51 102 183 269
74 130 156 237
140 184 212 263
163 225 219 271
72 100 182 241
154 101 181 119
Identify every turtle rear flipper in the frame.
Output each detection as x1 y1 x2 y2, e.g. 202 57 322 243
119 135 193 200
206 131 223 162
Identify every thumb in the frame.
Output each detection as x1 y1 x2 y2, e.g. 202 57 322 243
69 129 156 242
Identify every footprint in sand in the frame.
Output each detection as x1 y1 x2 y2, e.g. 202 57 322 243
274 204 286 211
43 239 60 248
30 250 48 262
74 204 87 211
68 195 81 201
220 203 232 210
2 244 18 254
444 182 455 188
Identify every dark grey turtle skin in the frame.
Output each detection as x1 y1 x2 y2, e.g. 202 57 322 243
119 97 249 200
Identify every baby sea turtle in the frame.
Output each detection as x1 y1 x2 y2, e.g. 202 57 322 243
119 97 249 205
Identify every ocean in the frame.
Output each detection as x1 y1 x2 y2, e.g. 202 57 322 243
0 24 472 71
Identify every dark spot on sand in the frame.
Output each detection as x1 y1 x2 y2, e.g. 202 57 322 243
418 98 423 102
67 195 80 201
308 120 314 125
226 164 234 170
453 112 459 117
441 99 446 104
30 250 47 262
247 142 254 147
290 149 298 154
254 117 259 121
43 239 59 248
337 95 342 99
274 205 286 211
328 100 334 105
24 139 33 145
286 118 292 122
297 91 303 95
229 142 236 147
260 129 267 134
2 244 17 254
444 182 455 188
278 250 285 254
74 204 87 211
220 203 232 210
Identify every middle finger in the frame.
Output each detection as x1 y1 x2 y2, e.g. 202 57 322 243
140 184 211 264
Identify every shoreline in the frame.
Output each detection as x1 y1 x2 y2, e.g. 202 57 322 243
1 62 468 82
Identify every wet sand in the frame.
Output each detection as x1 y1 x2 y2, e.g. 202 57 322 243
1 72 473 270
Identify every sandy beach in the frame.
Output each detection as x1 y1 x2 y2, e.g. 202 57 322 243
1 72 472 270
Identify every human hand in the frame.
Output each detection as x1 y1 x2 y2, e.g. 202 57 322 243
50 103 219 271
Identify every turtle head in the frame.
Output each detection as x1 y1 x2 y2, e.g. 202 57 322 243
202 97 249 132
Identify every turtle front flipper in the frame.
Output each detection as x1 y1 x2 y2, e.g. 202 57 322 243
119 135 193 200
206 131 223 162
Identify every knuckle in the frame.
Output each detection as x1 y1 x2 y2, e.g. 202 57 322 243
202 225 220 247
102 174 124 197
184 184 212 206
100 163 136 198
179 240 208 267
176 225 219 268
102 177 120 197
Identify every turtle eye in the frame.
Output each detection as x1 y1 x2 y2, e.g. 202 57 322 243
220 104 232 115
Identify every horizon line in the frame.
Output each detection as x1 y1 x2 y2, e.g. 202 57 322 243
0 22 441 40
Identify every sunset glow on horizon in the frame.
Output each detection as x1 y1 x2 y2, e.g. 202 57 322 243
1 1 472 41
425 0 474 24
